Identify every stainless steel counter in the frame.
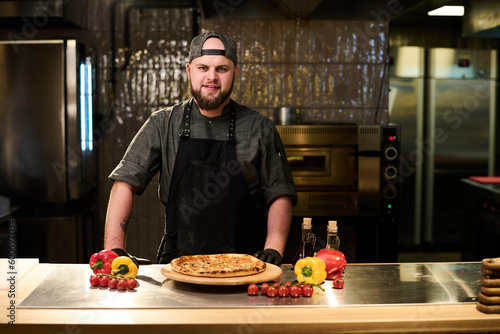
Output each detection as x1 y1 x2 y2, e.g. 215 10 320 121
19 262 481 309
461 178 500 261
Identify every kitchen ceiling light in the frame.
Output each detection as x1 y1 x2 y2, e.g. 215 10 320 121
427 5 464 16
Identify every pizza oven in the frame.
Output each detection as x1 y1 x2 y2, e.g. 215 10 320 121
278 124 401 263
277 124 400 217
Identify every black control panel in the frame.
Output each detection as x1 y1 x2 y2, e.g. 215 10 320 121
379 124 401 262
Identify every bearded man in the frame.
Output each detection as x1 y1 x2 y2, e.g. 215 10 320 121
103 31 297 266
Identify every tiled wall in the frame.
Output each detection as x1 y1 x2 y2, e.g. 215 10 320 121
204 19 389 124
106 18 390 131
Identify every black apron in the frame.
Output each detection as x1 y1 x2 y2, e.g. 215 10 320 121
156 99 266 264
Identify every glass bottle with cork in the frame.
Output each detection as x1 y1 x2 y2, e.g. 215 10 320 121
325 220 340 250
291 217 316 265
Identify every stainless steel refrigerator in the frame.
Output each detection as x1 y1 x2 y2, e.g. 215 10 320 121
425 48 497 246
0 39 98 263
389 47 497 248
388 46 426 248
0 39 96 204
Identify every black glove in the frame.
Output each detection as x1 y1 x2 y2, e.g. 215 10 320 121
253 249 283 266
111 248 152 266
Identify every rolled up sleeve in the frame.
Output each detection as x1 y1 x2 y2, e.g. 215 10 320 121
109 114 162 195
259 124 298 207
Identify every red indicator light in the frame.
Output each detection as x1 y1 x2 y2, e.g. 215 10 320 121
388 135 397 141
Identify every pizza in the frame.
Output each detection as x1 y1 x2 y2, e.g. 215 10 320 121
170 253 267 278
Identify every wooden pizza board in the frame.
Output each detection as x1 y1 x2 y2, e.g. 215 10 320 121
161 263 283 285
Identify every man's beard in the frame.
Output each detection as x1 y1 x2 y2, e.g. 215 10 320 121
190 78 234 111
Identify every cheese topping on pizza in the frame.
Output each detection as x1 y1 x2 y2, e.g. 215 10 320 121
170 253 267 278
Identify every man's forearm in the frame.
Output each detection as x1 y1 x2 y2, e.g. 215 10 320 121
104 181 137 250
264 195 293 256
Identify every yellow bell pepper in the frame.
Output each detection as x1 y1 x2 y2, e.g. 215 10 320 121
111 256 138 279
294 256 327 285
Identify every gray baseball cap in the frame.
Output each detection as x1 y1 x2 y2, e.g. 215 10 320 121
188 31 237 65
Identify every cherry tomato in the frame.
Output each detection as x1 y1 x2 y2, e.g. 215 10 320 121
117 279 127 291
283 281 293 287
260 282 269 294
247 283 259 296
273 282 281 288
99 275 110 287
332 277 345 289
127 279 138 290
108 277 118 289
89 275 100 286
289 285 302 298
278 285 290 297
266 286 278 297
302 285 314 297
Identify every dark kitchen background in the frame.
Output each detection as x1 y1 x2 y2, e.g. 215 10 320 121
0 0 499 264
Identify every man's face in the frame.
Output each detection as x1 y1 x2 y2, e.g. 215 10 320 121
186 38 238 111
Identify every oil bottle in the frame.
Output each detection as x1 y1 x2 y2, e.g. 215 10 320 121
325 220 340 250
291 217 316 265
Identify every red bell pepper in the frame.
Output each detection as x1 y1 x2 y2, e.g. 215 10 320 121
316 248 347 280
89 250 118 274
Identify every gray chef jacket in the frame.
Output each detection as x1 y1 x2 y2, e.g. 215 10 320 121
109 99 297 211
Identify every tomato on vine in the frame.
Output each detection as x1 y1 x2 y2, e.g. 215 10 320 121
302 285 314 297
289 285 302 298
260 282 269 294
247 283 259 296
108 277 118 289
117 279 128 291
127 279 138 290
266 286 278 297
99 275 110 287
278 285 290 297
89 275 100 287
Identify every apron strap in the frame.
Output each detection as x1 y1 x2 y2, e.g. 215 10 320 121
178 99 193 140
179 98 237 146
226 102 237 147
